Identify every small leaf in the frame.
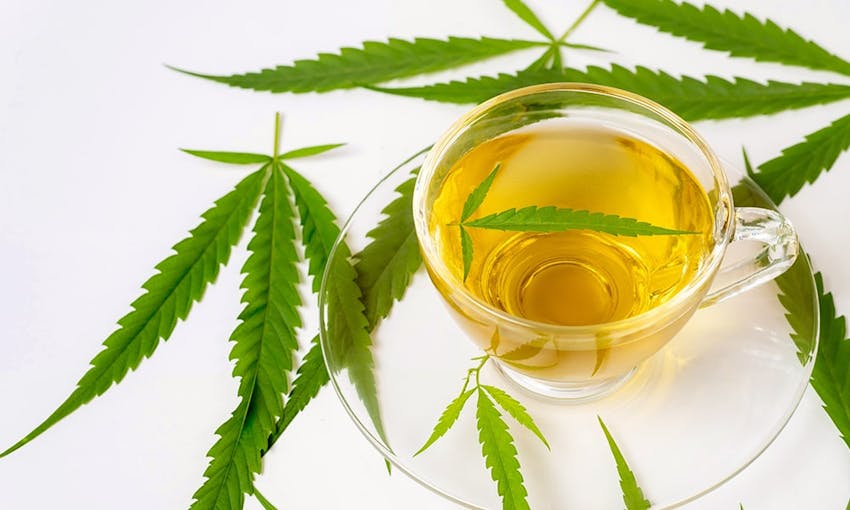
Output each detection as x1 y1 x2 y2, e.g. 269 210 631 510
462 163 502 222
168 37 543 93
482 385 549 449
371 67 850 121
598 417 651 510
460 225 474 282
355 168 424 329
265 334 329 452
180 149 272 165
753 112 850 203
279 143 345 160
602 0 850 76
415 388 476 456
191 165 301 510
502 0 555 40
254 488 279 510
525 47 555 71
464 205 694 236
742 147 756 179
476 389 531 510
810 273 850 450
1 169 265 459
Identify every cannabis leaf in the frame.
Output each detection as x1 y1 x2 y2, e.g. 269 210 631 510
170 37 543 93
810 273 850 450
354 162 425 329
416 356 545 509
464 206 694 236
598 417 651 510
0 167 265 459
460 225 474 282
462 163 502 222
278 143 345 160
253 489 278 510
180 149 272 165
753 112 850 203
416 388 476 456
501 0 555 40
191 164 301 509
601 0 850 76
371 66 850 121
476 388 531 510
481 385 549 449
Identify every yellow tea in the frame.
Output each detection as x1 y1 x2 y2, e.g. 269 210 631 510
429 123 714 327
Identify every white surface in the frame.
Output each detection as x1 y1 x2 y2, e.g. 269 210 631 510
0 0 848 508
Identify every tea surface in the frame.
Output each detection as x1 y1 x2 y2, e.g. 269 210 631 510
430 123 714 326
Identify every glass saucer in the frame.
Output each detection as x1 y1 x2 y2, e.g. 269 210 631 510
319 150 817 509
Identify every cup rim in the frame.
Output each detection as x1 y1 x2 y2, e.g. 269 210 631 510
413 82 734 335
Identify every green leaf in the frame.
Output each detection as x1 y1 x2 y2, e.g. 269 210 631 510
354 169 423 329
169 37 543 93
281 162 390 445
281 163 340 292
502 0 555 40
753 112 850 203
0 169 265 459
482 385 549 449
415 388 476 456
191 166 301 509
254 488 279 510
279 143 345 160
476 389 531 510
460 225 474 282
601 0 850 76
462 163 502 222
265 334 329 452
810 273 850 450
464 205 693 236
181 149 272 165
371 66 850 121
775 254 818 365
598 417 651 510
327 242 390 445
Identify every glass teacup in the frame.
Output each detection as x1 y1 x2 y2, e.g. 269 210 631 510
413 83 798 401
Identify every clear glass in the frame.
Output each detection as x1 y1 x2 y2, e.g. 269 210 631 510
413 83 799 399
318 151 817 509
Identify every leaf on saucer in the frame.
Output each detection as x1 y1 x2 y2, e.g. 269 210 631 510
181 149 273 165
482 385 550 450
460 225 474 282
462 163 501 222
753 112 850 203
168 37 543 93
476 389 531 510
355 167 424 329
501 0 555 40
464 205 694 236
0 168 265 459
601 0 850 76
810 273 850 450
279 143 345 160
371 66 850 121
416 388 476 456
598 417 651 510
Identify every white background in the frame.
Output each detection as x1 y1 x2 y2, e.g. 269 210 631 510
1 0 849 508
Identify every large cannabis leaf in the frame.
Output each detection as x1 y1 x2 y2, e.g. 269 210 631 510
0 168 265 459
811 273 850 450
602 0 850 76
753 113 850 203
371 66 850 121
191 164 300 509
170 37 543 93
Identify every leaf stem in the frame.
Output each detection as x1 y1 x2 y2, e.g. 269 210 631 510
273 112 282 159
558 0 601 42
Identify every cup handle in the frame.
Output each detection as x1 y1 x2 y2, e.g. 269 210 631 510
700 207 799 307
